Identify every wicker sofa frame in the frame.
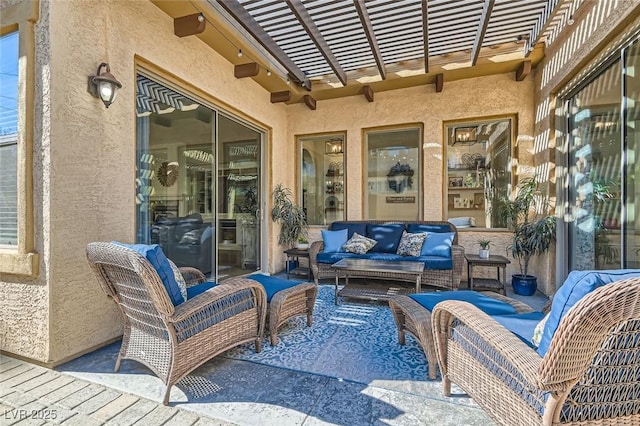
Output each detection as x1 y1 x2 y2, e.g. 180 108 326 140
86 242 266 405
431 276 640 425
309 220 464 290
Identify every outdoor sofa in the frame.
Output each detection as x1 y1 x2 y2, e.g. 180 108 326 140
309 220 463 290
431 269 640 425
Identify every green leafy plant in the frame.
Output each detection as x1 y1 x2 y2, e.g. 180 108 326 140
496 176 557 277
478 239 491 249
298 237 309 244
271 184 308 248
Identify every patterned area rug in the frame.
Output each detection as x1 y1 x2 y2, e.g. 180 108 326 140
224 284 429 388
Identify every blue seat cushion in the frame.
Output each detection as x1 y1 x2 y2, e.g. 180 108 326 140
317 252 452 270
537 269 640 356
407 223 453 234
317 252 358 264
329 222 367 239
412 255 453 270
366 224 405 253
321 229 349 253
112 242 185 306
420 232 455 257
410 290 518 315
247 274 304 303
491 312 545 348
186 281 217 299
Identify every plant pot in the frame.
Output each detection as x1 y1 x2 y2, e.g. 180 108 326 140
478 249 490 259
296 243 309 250
511 274 537 296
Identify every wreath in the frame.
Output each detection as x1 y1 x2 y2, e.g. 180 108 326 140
157 162 179 187
387 162 414 193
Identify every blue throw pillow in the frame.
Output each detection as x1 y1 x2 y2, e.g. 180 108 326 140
410 291 518 315
537 269 640 356
322 229 349 253
420 232 455 257
366 224 405 253
111 242 185 306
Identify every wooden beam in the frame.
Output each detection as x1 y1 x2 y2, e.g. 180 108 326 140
285 0 348 87
421 0 429 73
353 0 386 80
362 85 374 102
515 60 532 81
303 95 316 110
435 73 444 93
174 13 206 38
234 62 260 79
214 0 311 90
470 0 495 66
270 91 291 103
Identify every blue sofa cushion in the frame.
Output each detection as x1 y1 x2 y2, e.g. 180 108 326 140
410 290 518 315
537 269 640 356
111 242 185 306
186 280 217 299
247 274 304 303
407 223 453 234
492 312 546 348
330 222 367 239
321 229 349 253
317 252 359 264
366 224 405 253
420 232 455 257
412 255 453 270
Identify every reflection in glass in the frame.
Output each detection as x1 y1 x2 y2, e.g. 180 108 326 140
624 39 639 268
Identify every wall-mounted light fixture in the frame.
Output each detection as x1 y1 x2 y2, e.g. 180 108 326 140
453 127 477 145
87 63 122 108
325 140 343 155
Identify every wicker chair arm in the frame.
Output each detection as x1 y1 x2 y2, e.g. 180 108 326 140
309 241 323 262
432 300 545 390
170 279 267 323
450 245 465 289
178 267 207 287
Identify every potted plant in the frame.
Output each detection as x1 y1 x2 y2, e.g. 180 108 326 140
297 237 310 250
478 239 491 259
271 183 308 249
496 176 557 295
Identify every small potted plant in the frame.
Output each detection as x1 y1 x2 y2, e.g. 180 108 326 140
297 237 309 250
478 239 491 259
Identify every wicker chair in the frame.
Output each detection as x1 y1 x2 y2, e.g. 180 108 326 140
86 242 267 405
431 276 640 425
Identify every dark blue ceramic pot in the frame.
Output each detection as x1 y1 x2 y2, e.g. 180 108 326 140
512 274 537 296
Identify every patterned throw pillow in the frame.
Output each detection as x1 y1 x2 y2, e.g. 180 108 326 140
396 231 427 256
342 232 377 254
531 312 549 347
168 259 188 302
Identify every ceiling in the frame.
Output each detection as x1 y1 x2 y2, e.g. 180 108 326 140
152 0 578 105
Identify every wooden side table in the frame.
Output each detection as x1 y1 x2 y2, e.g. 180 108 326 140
465 254 510 295
284 248 311 280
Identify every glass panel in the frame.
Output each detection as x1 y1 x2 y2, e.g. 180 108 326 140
366 128 421 220
0 31 18 246
299 134 345 225
218 115 261 278
567 61 622 270
624 39 640 268
136 75 216 276
445 118 512 228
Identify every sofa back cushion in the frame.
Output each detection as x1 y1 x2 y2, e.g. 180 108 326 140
420 232 455 257
366 223 405 253
407 223 454 234
321 229 349 253
537 269 640 356
329 222 367 239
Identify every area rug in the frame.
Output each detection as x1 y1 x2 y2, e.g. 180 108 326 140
224 284 429 386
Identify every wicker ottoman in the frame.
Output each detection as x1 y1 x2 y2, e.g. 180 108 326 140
389 292 534 379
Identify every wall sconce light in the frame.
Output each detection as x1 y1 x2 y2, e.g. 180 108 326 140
453 127 477 146
88 62 122 108
325 140 343 155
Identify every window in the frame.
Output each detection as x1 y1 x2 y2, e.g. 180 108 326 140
298 133 346 225
365 126 421 220
0 32 18 246
0 0 38 277
444 117 513 228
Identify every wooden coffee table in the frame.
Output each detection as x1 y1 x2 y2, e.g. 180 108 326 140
330 258 425 304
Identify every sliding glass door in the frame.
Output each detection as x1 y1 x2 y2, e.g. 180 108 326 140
565 38 639 270
135 74 262 280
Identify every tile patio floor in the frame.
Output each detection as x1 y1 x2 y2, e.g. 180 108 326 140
0 281 548 426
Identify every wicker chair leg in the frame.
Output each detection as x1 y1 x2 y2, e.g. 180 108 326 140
428 362 437 381
270 332 278 346
255 337 262 353
114 356 122 372
442 376 451 396
306 312 313 327
162 385 172 406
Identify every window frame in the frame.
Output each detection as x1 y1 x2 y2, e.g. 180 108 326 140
0 1 39 277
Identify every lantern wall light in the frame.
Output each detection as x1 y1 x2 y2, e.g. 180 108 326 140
87 62 122 108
